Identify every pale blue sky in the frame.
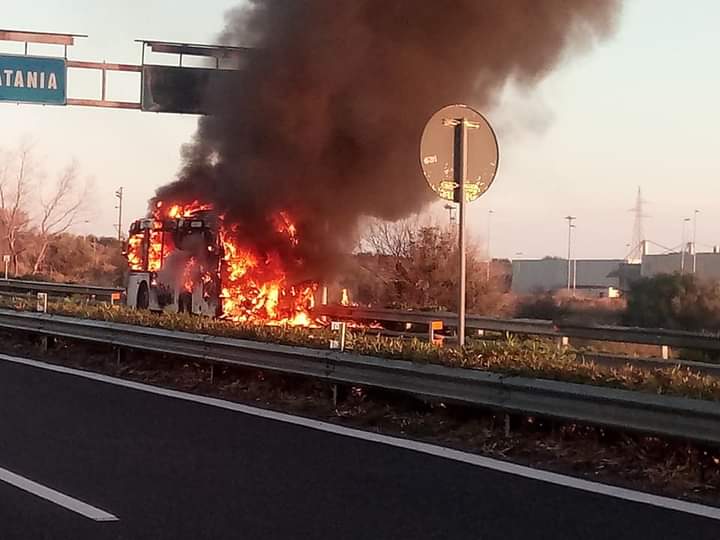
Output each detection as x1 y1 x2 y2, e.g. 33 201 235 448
2 1 719 259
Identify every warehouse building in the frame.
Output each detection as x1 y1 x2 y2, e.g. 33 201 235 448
511 258 641 296
641 250 720 279
512 248 720 295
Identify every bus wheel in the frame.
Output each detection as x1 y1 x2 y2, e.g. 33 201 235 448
136 282 150 310
178 292 192 314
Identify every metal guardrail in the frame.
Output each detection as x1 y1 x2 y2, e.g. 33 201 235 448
0 308 719 445
0 279 123 299
314 305 720 352
582 352 720 378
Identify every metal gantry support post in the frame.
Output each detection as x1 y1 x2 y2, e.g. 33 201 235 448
101 61 107 102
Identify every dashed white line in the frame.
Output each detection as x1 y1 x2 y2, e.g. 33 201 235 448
1 352 719 522
0 466 118 522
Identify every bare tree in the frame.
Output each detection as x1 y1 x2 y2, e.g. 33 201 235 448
354 216 497 310
0 145 34 276
361 215 421 258
33 161 90 274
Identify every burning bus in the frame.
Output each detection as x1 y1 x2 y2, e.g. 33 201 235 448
124 201 317 325
124 203 222 317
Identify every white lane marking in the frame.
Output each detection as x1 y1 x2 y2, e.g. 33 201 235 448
1 353 719 522
0 466 118 522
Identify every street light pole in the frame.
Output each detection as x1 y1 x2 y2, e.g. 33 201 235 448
565 216 576 290
115 187 124 241
693 209 700 274
681 217 690 274
486 209 494 281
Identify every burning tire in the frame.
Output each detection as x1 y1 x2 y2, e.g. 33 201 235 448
178 292 193 314
136 282 150 310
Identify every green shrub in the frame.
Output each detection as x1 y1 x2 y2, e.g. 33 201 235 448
515 294 567 320
624 274 720 332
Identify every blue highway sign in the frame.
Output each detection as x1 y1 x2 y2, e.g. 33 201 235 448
0 54 67 105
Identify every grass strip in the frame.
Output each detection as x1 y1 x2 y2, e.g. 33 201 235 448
2 296 720 402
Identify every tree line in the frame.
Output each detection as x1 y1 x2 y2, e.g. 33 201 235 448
346 216 511 314
0 143 125 285
4 149 707 335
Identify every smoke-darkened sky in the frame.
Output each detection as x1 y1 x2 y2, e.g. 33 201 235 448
3 0 719 260
154 0 620 278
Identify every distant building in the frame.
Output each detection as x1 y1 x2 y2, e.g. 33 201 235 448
511 258 639 296
641 249 720 279
512 247 720 295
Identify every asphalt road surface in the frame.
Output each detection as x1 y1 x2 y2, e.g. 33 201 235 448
0 354 718 539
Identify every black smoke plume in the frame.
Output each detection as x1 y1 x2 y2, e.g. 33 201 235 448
154 0 621 281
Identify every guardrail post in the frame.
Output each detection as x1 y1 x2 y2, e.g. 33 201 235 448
661 345 670 360
329 321 348 406
36 292 47 313
429 320 443 345
556 336 569 350
330 321 347 352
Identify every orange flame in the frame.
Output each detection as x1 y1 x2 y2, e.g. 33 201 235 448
274 211 299 247
149 200 318 326
155 200 214 220
127 234 145 271
219 226 317 326
147 225 162 272
182 258 198 293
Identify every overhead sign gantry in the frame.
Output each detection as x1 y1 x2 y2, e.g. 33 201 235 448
138 40 248 114
0 29 84 106
0 28 246 114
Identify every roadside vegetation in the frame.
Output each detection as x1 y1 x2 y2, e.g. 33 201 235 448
1 295 719 402
624 273 720 332
0 143 126 285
